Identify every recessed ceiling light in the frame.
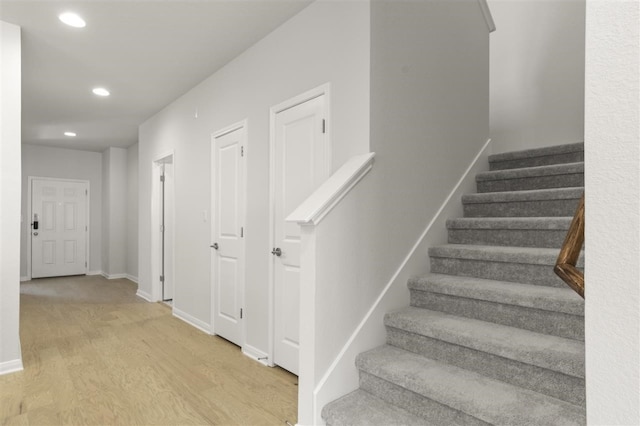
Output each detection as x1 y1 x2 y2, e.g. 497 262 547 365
59 12 86 28
64 132 77 137
92 88 110 97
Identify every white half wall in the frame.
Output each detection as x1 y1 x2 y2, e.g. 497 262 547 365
0 20 23 373
584 1 639 423
139 0 370 353
489 0 585 153
21 145 103 277
127 143 139 281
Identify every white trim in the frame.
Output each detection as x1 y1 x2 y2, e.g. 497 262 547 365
478 0 496 33
173 308 211 335
268 83 332 367
20 276 29 282
87 270 102 276
126 274 138 284
0 358 23 376
101 272 127 280
210 120 248 346
310 138 493 423
287 153 375 226
26 176 90 281
136 289 153 302
242 344 271 366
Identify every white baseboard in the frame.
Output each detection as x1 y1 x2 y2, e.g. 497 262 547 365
311 138 493 424
87 270 102 276
101 272 127 280
0 358 23 376
20 276 29 282
136 289 153 302
125 274 138 284
172 308 212 335
242 344 271 366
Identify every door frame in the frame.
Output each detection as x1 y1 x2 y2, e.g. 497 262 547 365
150 151 175 303
26 176 90 281
210 120 248 343
267 83 331 367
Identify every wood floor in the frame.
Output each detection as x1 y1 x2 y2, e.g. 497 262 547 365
0 275 298 425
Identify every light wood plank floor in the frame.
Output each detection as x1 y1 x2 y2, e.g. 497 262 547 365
0 275 298 425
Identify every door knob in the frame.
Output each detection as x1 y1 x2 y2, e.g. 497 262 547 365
33 232 38 236
211 242 219 250
271 247 282 257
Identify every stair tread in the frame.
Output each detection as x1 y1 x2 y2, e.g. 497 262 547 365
447 216 572 230
385 307 584 377
409 273 584 316
358 345 585 426
488 143 584 164
477 162 584 182
463 187 584 203
429 244 585 267
322 389 433 426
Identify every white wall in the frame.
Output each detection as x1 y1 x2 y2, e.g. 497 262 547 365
21 146 103 276
0 20 23 374
101 147 128 277
585 1 639 423
489 0 585 153
300 1 491 423
139 1 370 355
127 143 139 281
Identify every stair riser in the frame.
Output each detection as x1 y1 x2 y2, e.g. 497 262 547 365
477 174 584 193
463 198 581 217
430 257 566 287
410 290 584 340
489 152 584 171
386 328 585 407
359 372 488 426
448 228 568 248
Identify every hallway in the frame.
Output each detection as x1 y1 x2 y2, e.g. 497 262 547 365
0 276 297 425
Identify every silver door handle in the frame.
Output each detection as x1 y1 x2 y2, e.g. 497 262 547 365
271 247 282 257
211 243 219 250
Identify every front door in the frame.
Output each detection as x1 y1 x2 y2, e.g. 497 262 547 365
272 93 328 374
31 178 88 278
211 124 246 346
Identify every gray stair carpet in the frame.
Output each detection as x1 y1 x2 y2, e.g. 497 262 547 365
323 143 585 425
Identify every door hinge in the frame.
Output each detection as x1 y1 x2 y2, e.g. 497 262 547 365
85 262 87 267
322 119 326 134
241 146 244 157
240 308 243 319
160 175 165 182
85 226 87 231
85 189 88 195
240 227 244 238
160 275 164 283
160 225 164 233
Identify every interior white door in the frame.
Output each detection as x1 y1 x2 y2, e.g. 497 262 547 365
211 125 246 346
273 94 328 375
31 179 88 278
162 161 175 301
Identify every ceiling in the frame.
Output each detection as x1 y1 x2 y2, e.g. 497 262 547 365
0 0 312 152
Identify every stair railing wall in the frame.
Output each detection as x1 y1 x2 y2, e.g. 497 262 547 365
554 194 585 298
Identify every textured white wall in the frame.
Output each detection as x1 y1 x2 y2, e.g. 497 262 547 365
0 20 23 373
489 0 585 153
21 145 103 276
138 1 370 356
103 147 128 276
584 1 640 423
127 144 139 280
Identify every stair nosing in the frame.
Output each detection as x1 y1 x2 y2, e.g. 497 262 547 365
462 187 584 204
488 143 584 163
476 162 584 182
428 244 585 267
446 216 573 230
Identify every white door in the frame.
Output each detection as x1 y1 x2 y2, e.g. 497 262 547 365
162 161 175 301
272 94 328 374
31 179 88 278
211 124 246 346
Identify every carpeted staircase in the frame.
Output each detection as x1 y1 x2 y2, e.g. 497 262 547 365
322 143 586 425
